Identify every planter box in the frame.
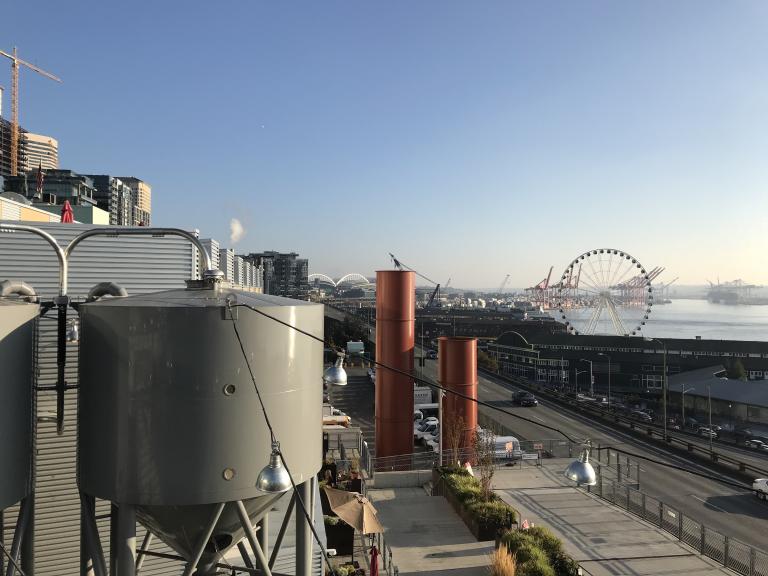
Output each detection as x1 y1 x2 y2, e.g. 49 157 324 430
433 469 513 541
325 522 355 555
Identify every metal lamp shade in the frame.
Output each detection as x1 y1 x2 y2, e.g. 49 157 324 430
323 360 348 386
564 447 597 486
256 445 292 493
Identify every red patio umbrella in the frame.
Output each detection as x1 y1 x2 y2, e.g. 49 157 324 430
61 200 74 223
369 545 379 576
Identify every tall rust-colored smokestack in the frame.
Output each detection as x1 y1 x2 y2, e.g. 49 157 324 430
438 337 478 456
375 270 415 464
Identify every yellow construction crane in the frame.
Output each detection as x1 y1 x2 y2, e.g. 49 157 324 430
0 46 62 176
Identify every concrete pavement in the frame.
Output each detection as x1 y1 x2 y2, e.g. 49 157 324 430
368 486 494 576
494 461 737 576
366 461 739 575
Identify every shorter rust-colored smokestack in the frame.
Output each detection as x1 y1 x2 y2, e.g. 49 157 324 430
438 337 478 461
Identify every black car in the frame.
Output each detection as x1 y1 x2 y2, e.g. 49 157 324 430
514 391 538 407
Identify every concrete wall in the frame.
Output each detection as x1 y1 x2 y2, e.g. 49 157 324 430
371 469 433 489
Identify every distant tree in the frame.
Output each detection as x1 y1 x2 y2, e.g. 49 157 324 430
445 415 466 469
728 359 747 381
478 350 498 373
472 428 496 501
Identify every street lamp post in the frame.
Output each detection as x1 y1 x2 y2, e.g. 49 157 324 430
681 387 695 430
597 352 611 410
647 338 668 441
575 369 587 395
579 359 594 397
707 383 713 453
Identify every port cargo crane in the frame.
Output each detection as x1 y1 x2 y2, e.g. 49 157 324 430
497 274 510 295
0 47 62 176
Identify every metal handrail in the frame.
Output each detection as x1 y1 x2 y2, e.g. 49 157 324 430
64 227 215 279
0 223 68 295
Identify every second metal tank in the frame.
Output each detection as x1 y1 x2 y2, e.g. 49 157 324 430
0 299 38 511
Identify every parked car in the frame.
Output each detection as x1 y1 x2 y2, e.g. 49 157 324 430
414 417 438 433
415 422 438 441
746 439 768 451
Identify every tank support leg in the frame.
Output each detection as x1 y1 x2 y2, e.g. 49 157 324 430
236 542 253 570
268 493 295 569
80 494 107 576
295 481 312 576
5 495 31 576
109 505 118 576
181 502 224 576
134 532 152 575
235 501 272 576
257 515 268 560
115 505 136 576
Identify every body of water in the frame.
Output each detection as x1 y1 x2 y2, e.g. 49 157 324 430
637 298 768 341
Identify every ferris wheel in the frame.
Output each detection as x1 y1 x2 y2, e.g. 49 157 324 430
555 248 653 336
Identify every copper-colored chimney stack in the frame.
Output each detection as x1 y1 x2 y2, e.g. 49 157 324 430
375 270 415 464
438 337 478 456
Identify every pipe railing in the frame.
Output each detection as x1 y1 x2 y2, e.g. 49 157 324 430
0 223 68 295
64 227 215 280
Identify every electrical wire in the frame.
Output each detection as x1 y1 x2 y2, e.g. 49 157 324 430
229 303 753 494
226 301 334 574
229 303 578 442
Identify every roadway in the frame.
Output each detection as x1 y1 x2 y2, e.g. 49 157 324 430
418 357 768 553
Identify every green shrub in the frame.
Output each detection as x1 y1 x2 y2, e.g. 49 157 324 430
470 500 514 526
517 546 555 576
525 526 564 557
500 528 578 576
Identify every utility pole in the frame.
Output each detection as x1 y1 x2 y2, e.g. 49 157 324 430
579 358 594 397
648 338 668 441
708 383 713 453
598 352 611 410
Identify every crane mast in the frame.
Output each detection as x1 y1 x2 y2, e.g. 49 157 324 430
0 46 62 176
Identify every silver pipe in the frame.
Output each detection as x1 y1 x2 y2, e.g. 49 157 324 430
0 280 38 303
86 282 128 303
181 502 224 576
64 228 215 280
235 501 272 576
0 224 68 295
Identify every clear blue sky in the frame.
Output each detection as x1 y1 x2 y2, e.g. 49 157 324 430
4 1 768 288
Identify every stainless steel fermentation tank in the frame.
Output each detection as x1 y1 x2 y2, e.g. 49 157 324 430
77 284 323 575
0 298 38 574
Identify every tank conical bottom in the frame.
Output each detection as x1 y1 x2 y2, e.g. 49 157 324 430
136 494 282 566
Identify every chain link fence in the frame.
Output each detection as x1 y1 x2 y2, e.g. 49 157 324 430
593 474 768 576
